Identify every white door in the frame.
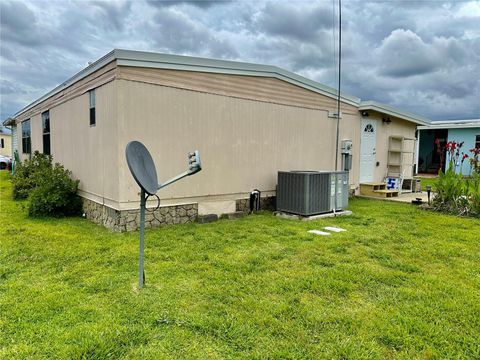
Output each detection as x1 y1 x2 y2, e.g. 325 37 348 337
359 119 377 183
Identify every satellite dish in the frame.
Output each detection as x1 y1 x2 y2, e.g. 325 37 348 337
125 140 202 289
125 141 158 195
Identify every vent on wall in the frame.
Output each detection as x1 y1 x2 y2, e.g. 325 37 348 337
277 171 349 216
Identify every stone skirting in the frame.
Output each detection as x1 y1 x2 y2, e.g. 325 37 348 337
236 196 276 213
83 195 277 232
82 198 198 232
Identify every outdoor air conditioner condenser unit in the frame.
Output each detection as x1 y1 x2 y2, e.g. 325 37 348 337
277 171 349 216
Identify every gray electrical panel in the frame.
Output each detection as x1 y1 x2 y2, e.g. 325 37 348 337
330 171 349 211
277 171 349 216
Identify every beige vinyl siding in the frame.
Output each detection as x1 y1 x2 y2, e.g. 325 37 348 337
117 66 359 115
117 79 361 208
50 81 120 207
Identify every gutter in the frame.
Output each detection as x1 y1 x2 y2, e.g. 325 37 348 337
418 123 480 130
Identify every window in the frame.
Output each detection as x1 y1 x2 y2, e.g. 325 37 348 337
364 124 375 133
42 110 51 155
22 119 31 154
89 89 96 126
476 135 480 149
0 138 4 148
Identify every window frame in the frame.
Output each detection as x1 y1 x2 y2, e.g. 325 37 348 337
42 110 51 155
475 135 480 149
89 89 96 126
22 119 31 154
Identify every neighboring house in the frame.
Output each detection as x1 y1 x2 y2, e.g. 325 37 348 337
0 129 12 157
417 119 480 175
2 49 430 230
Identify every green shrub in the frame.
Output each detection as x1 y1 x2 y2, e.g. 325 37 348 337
433 167 468 215
432 158 480 218
466 172 480 216
11 152 52 199
28 164 82 217
11 151 82 217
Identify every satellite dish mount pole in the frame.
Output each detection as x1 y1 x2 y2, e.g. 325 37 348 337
138 188 146 288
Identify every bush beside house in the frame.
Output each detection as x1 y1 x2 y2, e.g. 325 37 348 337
11 151 82 217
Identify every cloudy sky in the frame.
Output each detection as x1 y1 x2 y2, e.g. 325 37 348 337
1 0 479 126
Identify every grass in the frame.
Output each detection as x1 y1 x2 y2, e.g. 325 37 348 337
414 176 438 192
1 171 479 359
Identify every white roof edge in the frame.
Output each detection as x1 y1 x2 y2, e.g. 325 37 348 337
13 49 360 119
418 123 480 130
359 100 431 126
430 119 480 124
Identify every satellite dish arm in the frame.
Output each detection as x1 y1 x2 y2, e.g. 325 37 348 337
157 150 202 190
158 170 190 190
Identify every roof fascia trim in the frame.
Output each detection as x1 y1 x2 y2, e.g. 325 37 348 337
418 124 480 130
359 100 430 125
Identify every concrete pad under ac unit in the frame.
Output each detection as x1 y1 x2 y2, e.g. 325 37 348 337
198 200 236 216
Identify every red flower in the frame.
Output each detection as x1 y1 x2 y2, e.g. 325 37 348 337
434 138 439 145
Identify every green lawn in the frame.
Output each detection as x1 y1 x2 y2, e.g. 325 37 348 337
1 171 479 359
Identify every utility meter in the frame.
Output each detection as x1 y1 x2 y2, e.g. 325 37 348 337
341 140 353 155
341 140 353 171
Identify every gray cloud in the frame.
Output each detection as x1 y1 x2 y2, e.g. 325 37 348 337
258 2 334 41
376 29 442 78
147 7 238 57
0 1 43 46
90 1 133 31
146 0 231 9
1 0 479 126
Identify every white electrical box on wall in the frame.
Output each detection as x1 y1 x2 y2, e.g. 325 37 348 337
341 139 353 155
341 139 353 171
